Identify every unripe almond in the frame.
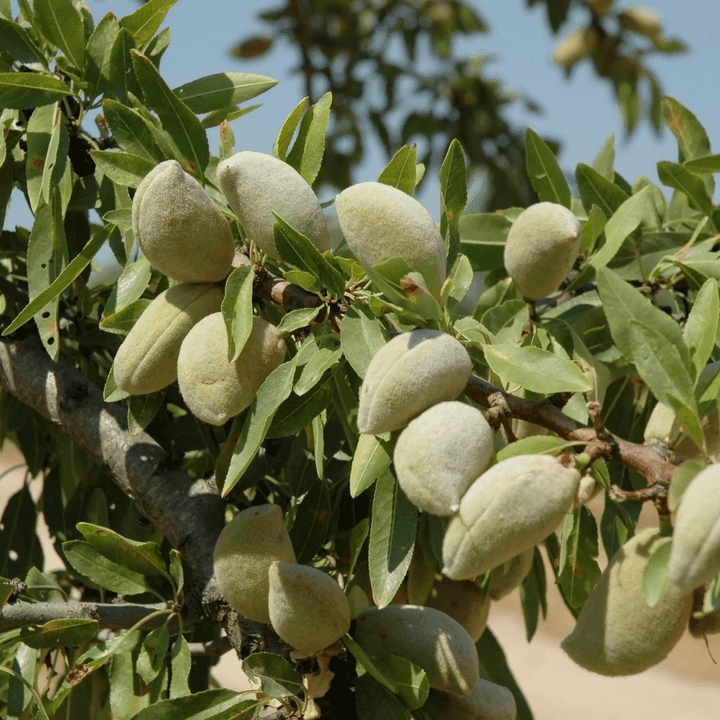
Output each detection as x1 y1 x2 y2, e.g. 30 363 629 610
668 463 720 593
619 7 663 42
335 181 447 297
442 455 580 580
213 504 296 624
113 283 223 395
132 160 235 282
268 561 351 656
394 401 493 516
485 548 535 601
420 679 517 720
552 26 599 69
217 151 329 260
562 528 692 675
177 312 286 425
353 604 479 696
503 202 581 301
425 575 491 642
358 330 472 435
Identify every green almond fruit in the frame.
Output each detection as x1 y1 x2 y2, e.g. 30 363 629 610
358 330 473 435
419 679 517 720
132 160 235 282
213 504 296 624
217 151 329 260
335 181 447 297
562 528 692 676
503 202 580 301
425 575 491 642
485 548 535 601
394 401 494 516
113 282 223 395
268 561 351 657
353 604 479 697
442 455 580 580
668 463 720 593
177 312 286 425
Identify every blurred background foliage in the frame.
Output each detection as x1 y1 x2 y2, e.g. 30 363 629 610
221 0 686 209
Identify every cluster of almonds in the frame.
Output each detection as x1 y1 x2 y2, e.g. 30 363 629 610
112 151 331 424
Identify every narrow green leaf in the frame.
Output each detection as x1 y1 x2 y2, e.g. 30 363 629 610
483 344 593 394
657 160 714 216
378 144 418 196
169 636 191 698
85 12 120 100
92 149 156 187
34 0 85 69
355 673 409 720
20 618 98 649
119 0 180 46
222 360 297 496
131 50 209 176
575 162 629 217
340 304 389 379
219 119 235 160
62 540 153 596
342 634 397 694
369 470 417 608
0 17 46 65
276 307 321 335
439 138 467 268
662 96 711 162
349 518 370 579
683 278 719 378
41 105 69 206
129 689 260 720
642 541 672 607
590 185 651 268
591 133 615 180
103 366 131 403
458 213 511 272
684 154 720 173
289 477 331 564
107 28 141 104
268 373 334 438
242 653 304 699
76 522 168 577
378 655 429 710
496 436 568 462
273 97 308 161
102 255 152 319
221 266 255 362
525 128 570 207
668 460 705 513
285 91 332 185
0 486 42 579
126 384 162 432
350 433 394 497
3 224 112 336
295 345 342 395
26 103 54 213
174 72 276 114
558 506 601 608
102 99 166 162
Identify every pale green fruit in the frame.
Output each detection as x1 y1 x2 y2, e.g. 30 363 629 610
668 463 720 593
268 561 351 656
353 604 479 697
486 548 534 601
503 202 581 301
552 26 599 69
217 151 329 260
213 504 296 624
572 474 602 509
335 181 446 296
425 575 491 642
113 283 223 395
442 455 580 580
394 401 494 516
618 7 663 42
132 160 235 282
562 528 692 676
358 330 473 435
177 312 286 425
420 679 517 720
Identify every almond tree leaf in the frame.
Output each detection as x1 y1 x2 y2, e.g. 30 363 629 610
342 635 397 694
590 185 651 269
85 12 120 100
683 278 719 378
91 150 157 187
657 160 714 216
136 627 169 685
0 72 72 109
496 436 568 462
0 486 43 579
350 433 394 498
268 372 334 438
275 307 321 335
525 128 570 207
76 522 168 577
683 154 720 173
369 469 417 609
458 213 511 272
173 72 276 114
20 619 99 649
0 17 47 65
667 460 705 513
558 506 601 609
355 673 409 720
285 91 332 185
129 689 261 720
131 50 209 176
378 145 418 196
102 99 167 162
119 0 180 47
62 540 154 596
34 0 85 69
439 138 467 268
242 653 304 699
107 28 142 104
340 304 388 379
483 344 592 394
273 97 308 161
169 636 191 698
591 133 615 180
221 266 255 362
642 541 672 607
575 162 628 217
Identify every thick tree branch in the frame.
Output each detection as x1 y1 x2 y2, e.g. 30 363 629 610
0 336 225 598
0 601 173 631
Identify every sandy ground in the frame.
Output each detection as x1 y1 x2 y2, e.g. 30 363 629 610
1 441 718 718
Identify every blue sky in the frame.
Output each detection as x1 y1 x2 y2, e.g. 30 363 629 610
6 1 719 228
